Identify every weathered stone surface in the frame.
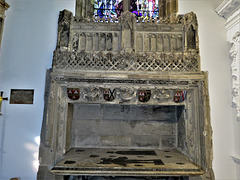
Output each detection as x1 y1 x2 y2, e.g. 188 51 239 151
73 104 100 120
71 104 178 149
73 119 98 134
132 122 176 136
73 133 100 147
100 136 131 146
132 135 160 147
160 135 177 149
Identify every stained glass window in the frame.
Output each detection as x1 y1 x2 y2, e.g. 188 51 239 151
94 0 123 18
94 0 158 18
131 0 158 18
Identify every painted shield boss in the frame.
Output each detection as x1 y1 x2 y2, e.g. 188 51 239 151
138 90 151 102
67 88 80 100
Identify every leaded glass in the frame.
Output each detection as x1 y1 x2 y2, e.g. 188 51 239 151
94 0 123 18
94 0 158 18
131 0 158 18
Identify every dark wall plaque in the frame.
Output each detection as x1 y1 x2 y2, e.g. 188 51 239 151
10 89 34 104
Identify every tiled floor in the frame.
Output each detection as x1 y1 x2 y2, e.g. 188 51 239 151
51 148 204 176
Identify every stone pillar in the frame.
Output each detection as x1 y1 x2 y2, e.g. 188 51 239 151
170 0 178 20
158 0 167 19
86 1 94 18
159 0 178 20
75 0 83 19
0 0 9 49
82 0 86 17
166 0 171 18
75 0 94 19
123 0 130 12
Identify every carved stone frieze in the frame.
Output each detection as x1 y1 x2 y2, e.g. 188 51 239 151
152 89 171 102
64 84 187 105
82 87 101 101
54 76 196 86
118 87 137 102
230 31 240 121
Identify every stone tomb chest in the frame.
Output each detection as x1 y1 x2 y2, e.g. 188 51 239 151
37 7 214 180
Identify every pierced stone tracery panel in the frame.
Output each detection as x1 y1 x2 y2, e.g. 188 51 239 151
53 50 200 72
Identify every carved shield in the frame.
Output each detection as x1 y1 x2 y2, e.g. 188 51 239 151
138 90 151 102
174 90 187 103
67 88 80 100
103 89 116 101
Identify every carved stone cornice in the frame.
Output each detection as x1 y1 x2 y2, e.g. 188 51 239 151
230 31 240 121
215 0 240 19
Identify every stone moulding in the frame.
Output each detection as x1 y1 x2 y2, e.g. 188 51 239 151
230 31 240 121
215 0 240 19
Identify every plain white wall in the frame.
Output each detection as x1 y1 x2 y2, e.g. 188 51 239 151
0 0 238 179
0 0 75 179
179 0 238 179
225 7 240 179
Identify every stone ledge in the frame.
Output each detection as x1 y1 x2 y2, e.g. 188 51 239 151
215 0 240 19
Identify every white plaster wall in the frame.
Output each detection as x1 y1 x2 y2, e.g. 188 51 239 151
0 0 75 179
0 0 238 179
179 0 238 179
225 6 240 179
226 8 240 42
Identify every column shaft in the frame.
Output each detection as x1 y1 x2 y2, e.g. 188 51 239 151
158 0 167 19
123 0 130 12
75 0 83 19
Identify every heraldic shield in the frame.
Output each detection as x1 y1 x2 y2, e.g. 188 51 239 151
67 88 80 100
138 90 151 102
103 88 116 101
174 90 187 103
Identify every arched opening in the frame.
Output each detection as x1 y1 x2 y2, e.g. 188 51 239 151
187 25 196 49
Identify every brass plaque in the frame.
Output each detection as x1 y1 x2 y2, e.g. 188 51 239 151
10 89 34 104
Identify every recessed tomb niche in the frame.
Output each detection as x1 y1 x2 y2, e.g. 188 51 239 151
67 104 184 149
